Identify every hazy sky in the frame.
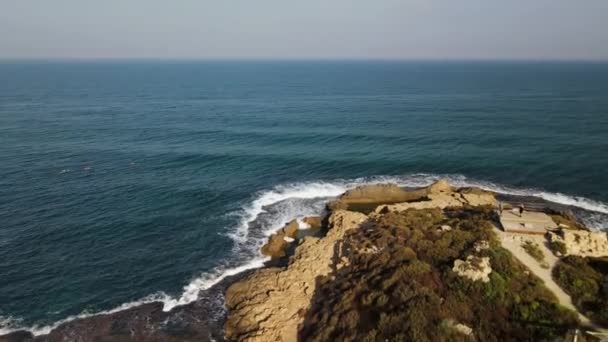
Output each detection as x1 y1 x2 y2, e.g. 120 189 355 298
1 0 607 60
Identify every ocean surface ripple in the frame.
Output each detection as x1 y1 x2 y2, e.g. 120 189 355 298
1 61 607 334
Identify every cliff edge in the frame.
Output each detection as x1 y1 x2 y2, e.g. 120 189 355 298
224 180 601 341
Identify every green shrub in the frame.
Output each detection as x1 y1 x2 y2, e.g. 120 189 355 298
521 240 545 262
299 207 579 341
548 239 567 255
553 256 608 326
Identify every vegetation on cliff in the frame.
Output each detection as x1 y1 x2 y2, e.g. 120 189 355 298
553 255 608 327
522 240 545 262
299 206 579 341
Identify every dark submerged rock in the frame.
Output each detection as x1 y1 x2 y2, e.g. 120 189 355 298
0 270 256 342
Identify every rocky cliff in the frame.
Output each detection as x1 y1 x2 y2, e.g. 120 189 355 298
223 180 590 341
4 180 604 342
224 210 368 342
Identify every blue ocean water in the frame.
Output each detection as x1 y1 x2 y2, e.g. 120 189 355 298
1 60 607 333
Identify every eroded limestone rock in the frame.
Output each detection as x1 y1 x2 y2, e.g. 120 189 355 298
302 216 322 229
474 240 490 252
374 181 496 213
444 319 474 336
337 183 424 204
261 219 300 259
452 255 492 283
224 210 368 342
548 230 608 257
326 180 449 212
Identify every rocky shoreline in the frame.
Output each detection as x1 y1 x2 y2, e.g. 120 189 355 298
2 180 607 341
0 269 254 342
225 180 608 341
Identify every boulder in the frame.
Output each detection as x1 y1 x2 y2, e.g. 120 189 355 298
327 179 482 213
282 219 299 237
302 216 322 229
454 323 473 336
427 179 452 194
327 199 348 211
261 219 300 259
444 319 474 336
460 189 497 207
452 256 492 283
261 234 289 258
374 181 496 213
473 240 490 252
337 183 424 204
548 230 608 257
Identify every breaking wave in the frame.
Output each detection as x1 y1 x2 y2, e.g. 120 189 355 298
2 173 607 336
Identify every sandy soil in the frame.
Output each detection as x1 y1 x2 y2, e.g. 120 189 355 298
493 226 592 325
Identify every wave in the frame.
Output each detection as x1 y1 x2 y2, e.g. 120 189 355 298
160 258 268 312
222 173 608 231
0 316 22 336
226 180 349 243
3 173 607 336
0 294 167 336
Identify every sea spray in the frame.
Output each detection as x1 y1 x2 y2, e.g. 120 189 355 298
3 173 607 336
158 173 608 314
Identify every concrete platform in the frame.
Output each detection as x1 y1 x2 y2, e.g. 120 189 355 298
499 209 557 235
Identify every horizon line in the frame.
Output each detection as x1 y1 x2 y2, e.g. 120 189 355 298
1 57 608 63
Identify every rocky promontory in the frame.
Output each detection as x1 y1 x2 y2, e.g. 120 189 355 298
224 180 607 341
3 180 606 341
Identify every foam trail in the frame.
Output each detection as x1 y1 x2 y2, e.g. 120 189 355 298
437 175 608 215
3 173 607 336
163 182 353 311
0 260 272 336
161 258 268 312
0 294 169 336
227 181 348 243
0 316 22 336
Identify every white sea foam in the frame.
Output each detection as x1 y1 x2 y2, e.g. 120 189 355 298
434 174 608 220
161 258 268 312
226 181 348 243
0 294 167 336
297 218 311 230
3 173 607 336
0 261 272 336
0 316 22 336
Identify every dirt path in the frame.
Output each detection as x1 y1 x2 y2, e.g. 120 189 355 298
492 226 592 326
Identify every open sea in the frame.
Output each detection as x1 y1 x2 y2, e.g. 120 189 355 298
1 60 607 334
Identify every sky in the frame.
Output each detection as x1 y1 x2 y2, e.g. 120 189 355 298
1 0 607 60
